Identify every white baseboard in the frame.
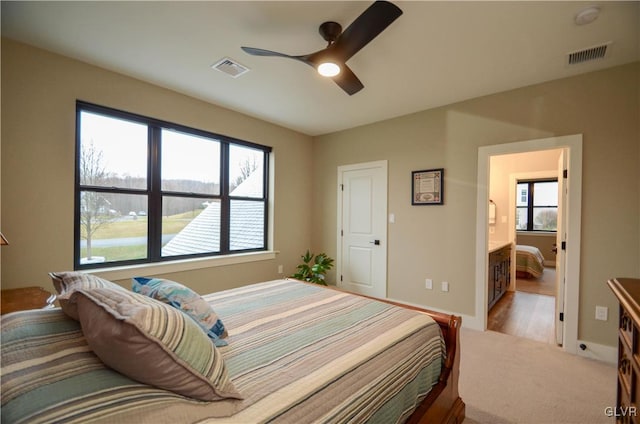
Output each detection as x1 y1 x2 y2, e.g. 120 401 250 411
575 339 617 364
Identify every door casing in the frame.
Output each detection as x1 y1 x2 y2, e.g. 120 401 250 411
475 134 582 354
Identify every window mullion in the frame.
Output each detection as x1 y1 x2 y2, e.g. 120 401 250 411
527 182 535 231
262 152 269 250
148 126 162 261
220 142 230 253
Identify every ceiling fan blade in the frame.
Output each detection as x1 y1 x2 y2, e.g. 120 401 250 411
331 64 364 96
331 1 403 62
241 46 297 59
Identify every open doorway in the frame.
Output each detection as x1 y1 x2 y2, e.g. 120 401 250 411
475 134 583 355
487 150 562 345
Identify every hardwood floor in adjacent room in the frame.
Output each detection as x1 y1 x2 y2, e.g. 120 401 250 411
488 266 557 344
488 291 556 344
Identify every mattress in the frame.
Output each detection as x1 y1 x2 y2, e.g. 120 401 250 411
1 279 444 424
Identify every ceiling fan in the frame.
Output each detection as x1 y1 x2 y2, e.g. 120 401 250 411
241 1 403 95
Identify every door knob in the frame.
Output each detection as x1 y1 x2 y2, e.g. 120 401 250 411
370 240 380 245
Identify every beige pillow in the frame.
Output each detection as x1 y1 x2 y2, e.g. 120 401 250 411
49 271 127 320
73 288 242 401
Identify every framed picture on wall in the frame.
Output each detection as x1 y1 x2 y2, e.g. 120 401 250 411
412 168 444 205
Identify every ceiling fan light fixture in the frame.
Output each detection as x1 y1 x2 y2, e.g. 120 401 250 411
317 62 341 77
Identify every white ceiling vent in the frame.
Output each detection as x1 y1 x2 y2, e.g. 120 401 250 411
567 42 611 65
211 57 249 78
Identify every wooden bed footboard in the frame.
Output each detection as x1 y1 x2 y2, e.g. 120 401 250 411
407 309 465 424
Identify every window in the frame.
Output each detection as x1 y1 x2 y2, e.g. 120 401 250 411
515 179 558 232
75 101 271 269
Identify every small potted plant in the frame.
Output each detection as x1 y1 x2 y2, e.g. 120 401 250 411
291 249 334 285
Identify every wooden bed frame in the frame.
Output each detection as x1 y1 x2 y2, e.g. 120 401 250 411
408 309 465 424
325 284 465 424
516 270 535 279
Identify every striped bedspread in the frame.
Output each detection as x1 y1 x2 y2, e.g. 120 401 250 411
515 245 545 278
1 279 444 424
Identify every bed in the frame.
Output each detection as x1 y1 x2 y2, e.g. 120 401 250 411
515 244 546 279
1 277 464 424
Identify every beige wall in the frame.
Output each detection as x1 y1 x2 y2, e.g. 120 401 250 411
312 62 640 347
0 38 314 295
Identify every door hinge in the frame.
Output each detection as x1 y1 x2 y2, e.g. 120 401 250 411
559 312 564 322
561 241 566 250
340 275 343 282
341 230 343 236
563 169 568 178
340 184 344 191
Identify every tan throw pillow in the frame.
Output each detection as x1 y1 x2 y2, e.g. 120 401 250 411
49 271 127 320
73 288 242 401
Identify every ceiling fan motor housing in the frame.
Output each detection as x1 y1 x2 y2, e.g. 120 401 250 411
319 21 343 44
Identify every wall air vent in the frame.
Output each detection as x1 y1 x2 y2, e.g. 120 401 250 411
211 57 250 78
567 42 611 65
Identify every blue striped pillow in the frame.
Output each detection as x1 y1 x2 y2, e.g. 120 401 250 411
132 277 228 347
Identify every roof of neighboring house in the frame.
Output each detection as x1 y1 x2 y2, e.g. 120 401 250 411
161 167 264 256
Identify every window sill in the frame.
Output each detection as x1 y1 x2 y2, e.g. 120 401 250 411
516 231 556 236
88 250 278 281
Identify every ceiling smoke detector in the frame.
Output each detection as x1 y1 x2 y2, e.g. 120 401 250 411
211 57 249 78
575 6 600 25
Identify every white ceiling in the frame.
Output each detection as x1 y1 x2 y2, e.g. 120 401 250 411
2 1 638 136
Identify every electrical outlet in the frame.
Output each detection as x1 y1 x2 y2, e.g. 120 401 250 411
277 265 283 274
441 281 449 292
425 279 433 290
595 305 608 321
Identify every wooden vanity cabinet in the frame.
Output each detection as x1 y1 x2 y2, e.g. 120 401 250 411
488 244 511 310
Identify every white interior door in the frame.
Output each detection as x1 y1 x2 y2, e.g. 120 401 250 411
337 161 387 298
555 149 567 345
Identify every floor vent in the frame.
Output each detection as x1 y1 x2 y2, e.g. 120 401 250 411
567 42 611 65
211 57 250 78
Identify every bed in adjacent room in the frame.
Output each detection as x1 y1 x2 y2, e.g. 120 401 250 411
1 275 464 424
515 244 546 279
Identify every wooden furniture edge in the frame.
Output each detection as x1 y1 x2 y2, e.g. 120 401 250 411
407 310 464 424
1 286 57 315
288 279 465 424
608 278 640 324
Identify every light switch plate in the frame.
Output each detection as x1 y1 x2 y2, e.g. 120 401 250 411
595 306 608 321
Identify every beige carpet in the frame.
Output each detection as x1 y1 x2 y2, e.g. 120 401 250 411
516 267 556 297
459 328 616 423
